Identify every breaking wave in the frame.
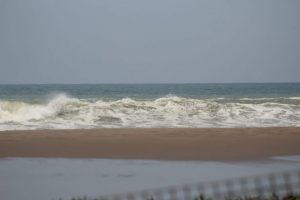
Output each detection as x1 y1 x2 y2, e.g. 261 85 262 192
0 94 300 130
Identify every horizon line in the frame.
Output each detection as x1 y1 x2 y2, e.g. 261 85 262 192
0 81 300 85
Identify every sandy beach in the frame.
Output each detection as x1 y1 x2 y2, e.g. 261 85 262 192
0 127 299 161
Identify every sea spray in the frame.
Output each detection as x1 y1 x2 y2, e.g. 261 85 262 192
0 93 299 130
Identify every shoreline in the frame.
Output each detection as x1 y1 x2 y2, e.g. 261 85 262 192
0 127 300 161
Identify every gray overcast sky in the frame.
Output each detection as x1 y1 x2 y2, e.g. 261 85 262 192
0 0 300 84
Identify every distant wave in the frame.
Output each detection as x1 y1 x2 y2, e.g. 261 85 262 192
0 93 300 130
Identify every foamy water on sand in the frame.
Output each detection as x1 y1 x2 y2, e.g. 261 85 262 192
0 83 300 130
0 157 300 200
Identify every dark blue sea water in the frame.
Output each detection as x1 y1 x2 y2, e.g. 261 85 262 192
1 83 300 101
0 83 299 130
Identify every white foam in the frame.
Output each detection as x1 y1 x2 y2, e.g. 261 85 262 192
288 97 300 100
0 94 300 130
272 156 300 162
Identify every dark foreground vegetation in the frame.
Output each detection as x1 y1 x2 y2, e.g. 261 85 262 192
65 193 300 200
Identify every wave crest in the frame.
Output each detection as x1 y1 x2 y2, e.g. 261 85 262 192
0 94 299 130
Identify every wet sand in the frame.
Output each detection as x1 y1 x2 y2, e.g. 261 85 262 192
0 127 299 161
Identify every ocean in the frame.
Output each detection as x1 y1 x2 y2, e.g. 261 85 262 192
0 83 299 130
